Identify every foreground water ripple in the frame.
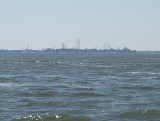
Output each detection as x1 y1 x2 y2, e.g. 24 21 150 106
0 52 160 121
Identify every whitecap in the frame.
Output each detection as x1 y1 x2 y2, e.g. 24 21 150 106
35 60 40 62
0 82 25 87
147 72 157 75
126 72 140 74
52 62 64 65
55 114 61 119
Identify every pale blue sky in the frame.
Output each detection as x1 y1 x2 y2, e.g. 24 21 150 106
0 0 160 50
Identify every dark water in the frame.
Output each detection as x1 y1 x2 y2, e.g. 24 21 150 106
0 52 160 121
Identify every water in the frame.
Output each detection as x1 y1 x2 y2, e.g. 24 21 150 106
0 52 160 121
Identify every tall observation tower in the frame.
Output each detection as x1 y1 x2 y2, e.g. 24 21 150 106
26 42 29 51
76 38 80 50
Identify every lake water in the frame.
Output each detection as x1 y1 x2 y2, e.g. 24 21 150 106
0 52 160 121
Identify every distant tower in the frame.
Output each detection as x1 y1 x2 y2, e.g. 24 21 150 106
62 43 65 49
21 44 23 51
26 42 29 51
76 38 80 50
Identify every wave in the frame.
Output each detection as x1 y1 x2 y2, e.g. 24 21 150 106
71 92 105 97
117 109 160 120
0 82 25 87
52 62 64 65
36 90 57 97
120 85 157 90
13 113 91 121
126 71 160 76
74 86 95 91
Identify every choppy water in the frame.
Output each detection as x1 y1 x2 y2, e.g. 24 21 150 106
0 52 160 121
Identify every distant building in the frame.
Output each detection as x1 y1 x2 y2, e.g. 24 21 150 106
76 38 80 50
62 43 65 49
26 43 29 51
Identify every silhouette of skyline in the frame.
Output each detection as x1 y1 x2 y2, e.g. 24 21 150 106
0 0 160 51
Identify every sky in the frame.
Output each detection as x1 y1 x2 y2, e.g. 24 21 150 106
0 0 160 51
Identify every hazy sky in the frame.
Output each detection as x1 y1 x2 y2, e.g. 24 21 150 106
0 0 160 50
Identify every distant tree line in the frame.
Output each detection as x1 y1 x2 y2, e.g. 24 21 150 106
0 47 136 53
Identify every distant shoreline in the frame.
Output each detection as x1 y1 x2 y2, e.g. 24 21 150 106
1 49 160 54
0 48 136 53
